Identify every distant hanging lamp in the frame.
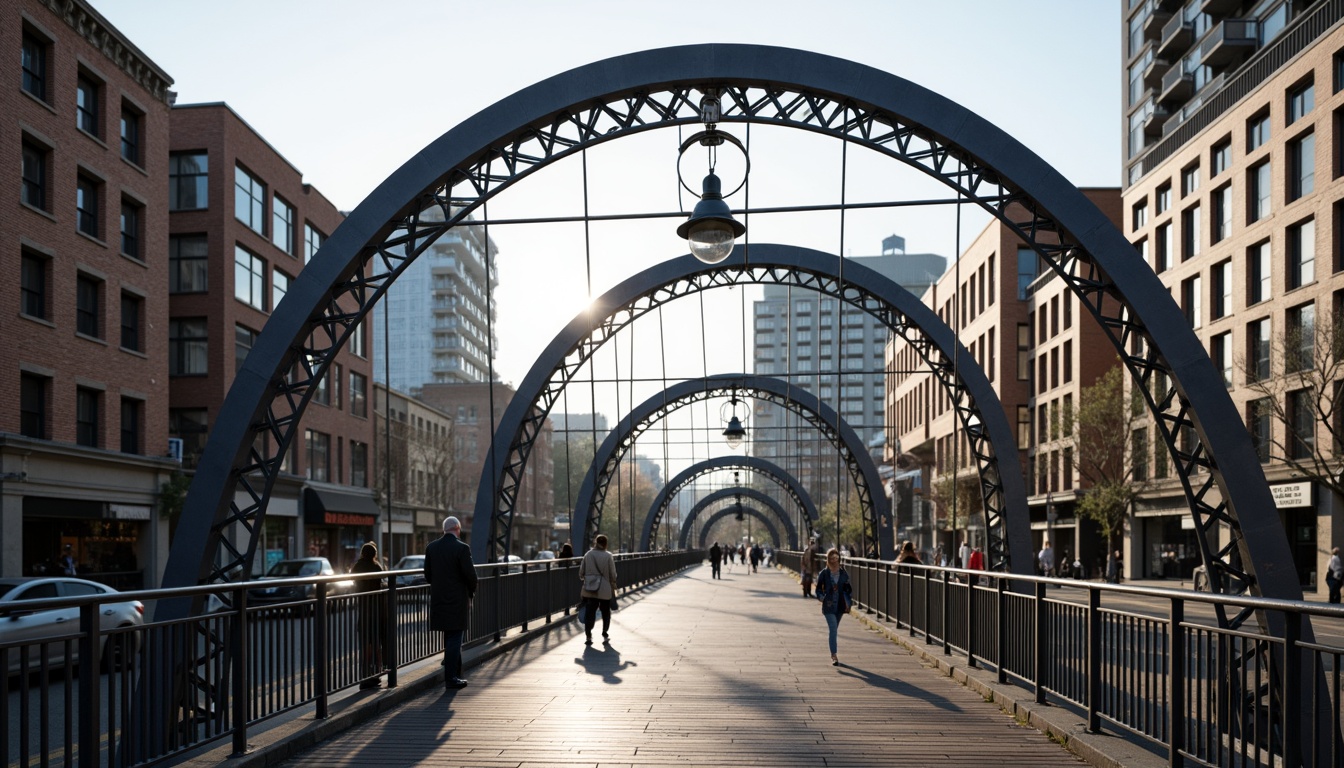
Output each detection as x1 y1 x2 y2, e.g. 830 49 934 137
676 88 748 264
721 389 747 449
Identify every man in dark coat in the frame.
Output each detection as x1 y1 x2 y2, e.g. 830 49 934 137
709 542 722 579
424 516 477 690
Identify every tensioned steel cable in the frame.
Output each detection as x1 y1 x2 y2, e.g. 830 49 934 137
952 176 963 546
658 305 670 550
834 105 848 550
583 147 599 549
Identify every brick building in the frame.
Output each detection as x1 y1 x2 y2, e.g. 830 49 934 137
2 0 176 586
372 383 456 560
167 103 377 575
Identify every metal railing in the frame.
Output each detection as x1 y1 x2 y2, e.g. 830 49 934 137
777 550 1344 768
0 550 700 768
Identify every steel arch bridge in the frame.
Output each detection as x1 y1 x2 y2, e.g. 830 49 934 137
695 506 782 550
568 372 890 559
678 488 798 550
489 244 1027 569
163 43 1298 625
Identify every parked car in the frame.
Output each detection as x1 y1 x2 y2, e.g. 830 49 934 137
534 551 556 562
505 555 524 574
392 555 426 587
247 557 352 607
0 577 144 673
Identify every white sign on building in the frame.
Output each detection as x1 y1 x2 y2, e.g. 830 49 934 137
1270 481 1313 509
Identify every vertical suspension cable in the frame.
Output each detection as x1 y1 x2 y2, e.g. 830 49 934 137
582 147 599 552
481 173 501 560
658 305 670 550
834 106 848 552
952 181 963 554
628 312 636 551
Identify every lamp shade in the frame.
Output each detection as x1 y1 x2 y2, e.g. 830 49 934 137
722 415 746 449
676 172 745 264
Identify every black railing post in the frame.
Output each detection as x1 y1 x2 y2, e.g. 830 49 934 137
1283 612 1302 768
941 569 951 655
314 583 329 719
923 567 933 645
78 602 101 768
967 573 977 668
996 576 1008 684
231 587 250 756
1086 587 1101 733
1168 597 1185 767
1034 580 1048 704
878 561 888 622
521 563 529 632
386 576 399 688
545 562 553 625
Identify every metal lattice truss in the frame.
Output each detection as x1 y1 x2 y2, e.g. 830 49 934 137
678 488 799 550
167 45 1292 629
695 506 784 550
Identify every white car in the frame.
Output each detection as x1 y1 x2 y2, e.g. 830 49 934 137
505 555 524 574
0 577 144 673
533 551 557 561
393 555 426 586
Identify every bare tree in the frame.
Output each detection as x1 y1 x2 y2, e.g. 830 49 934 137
1066 363 1147 552
1240 311 1344 499
928 472 982 542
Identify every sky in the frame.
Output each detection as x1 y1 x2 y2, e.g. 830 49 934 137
95 0 1122 471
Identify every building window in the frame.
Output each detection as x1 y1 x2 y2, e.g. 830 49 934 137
1288 132 1315 201
304 223 324 263
1289 303 1315 373
235 324 257 374
306 430 330 482
234 166 266 235
120 293 142 352
1248 318 1271 382
1289 389 1315 459
1249 240 1272 303
1132 200 1147 230
169 152 208 210
1212 332 1233 388
1063 339 1073 383
272 195 294 254
20 250 47 319
1248 161 1271 222
76 274 100 338
169 408 209 469
1155 222 1172 272
273 269 291 309
1183 275 1202 329
76 176 100 238
1288 80 1315 124
21 140 48 211
1211 184 1232 244
1156 183 1171 214
1249 398 1272 463
349 320 367 358
1181 205 1201 261
75 388 99 448
120 398 140 454
350 441 368 487
75 75 99 137
1132 429 1148 481
120 199 142 260
1208 259 1231 320
350 372 368 418
1016 324 1030 381
20 373 47 439
169 318 208 375
1337 49 1344 93
119 103 141 165
1182 163 1200 197
1016 247 1036 300
1248 111 1270 152
1288 218 1315 289
234 246 266 310
21 30 48 101
1212 139 1231 176
313 359 330 405
169 235 208 293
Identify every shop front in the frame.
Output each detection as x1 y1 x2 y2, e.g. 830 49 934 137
1135 496 1202 581
1270 481 1317 589
22 496 150 590
302 486 380 573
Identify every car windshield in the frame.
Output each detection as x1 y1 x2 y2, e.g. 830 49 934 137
267 561 321 577
397 557 423 568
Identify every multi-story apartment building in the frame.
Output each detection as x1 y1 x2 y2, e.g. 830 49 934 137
1123 0 1344 590
753 236 945 509
372 211 498 393
417 382 554 557
885 191 1121 570
372 383 456 560
168 103 377 575
3 0 176 587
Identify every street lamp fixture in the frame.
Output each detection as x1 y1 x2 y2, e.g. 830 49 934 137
676 89 748 264
721 391 747 449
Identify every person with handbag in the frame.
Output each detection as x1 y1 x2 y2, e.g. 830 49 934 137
815 547 852 666
579 534 618 645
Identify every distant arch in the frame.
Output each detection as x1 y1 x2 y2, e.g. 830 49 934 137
697 506 781 550
678 488 798 550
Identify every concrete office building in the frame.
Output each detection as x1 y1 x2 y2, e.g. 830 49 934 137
1122 0 1344 589
373 383 456 560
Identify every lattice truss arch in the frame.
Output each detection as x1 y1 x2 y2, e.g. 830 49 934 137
678 488 799 551
171 48 1286 620
651 458 816 550
696 507 784 550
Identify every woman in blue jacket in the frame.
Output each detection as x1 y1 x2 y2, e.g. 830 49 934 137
815 547 852 666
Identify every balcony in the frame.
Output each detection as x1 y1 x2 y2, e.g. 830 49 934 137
1201 19 1258 68
1200 0 1239 14
1142 105 1171 137
1157 14 1193 59
1142 56 1171 89
1143 7 1173 40
1158 65 1194 106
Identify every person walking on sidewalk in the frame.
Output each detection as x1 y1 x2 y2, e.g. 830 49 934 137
1328 547 1343 603
349 542 387 690
800 538 818 597
815 548 852 666
580 534 618 645
709 541 722 579
425 516 477 691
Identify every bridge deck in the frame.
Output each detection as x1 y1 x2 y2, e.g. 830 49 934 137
280 562 1085 767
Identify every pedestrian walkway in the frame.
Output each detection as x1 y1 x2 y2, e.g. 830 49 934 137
275 560 1089 767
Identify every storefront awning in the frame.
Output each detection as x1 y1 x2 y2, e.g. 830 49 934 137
303 487 381 527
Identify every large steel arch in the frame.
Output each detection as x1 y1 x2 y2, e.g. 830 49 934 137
679 488 798 550
165 43 1294 620
483 245 1027 571
696 506 782 550
570 373 891 559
